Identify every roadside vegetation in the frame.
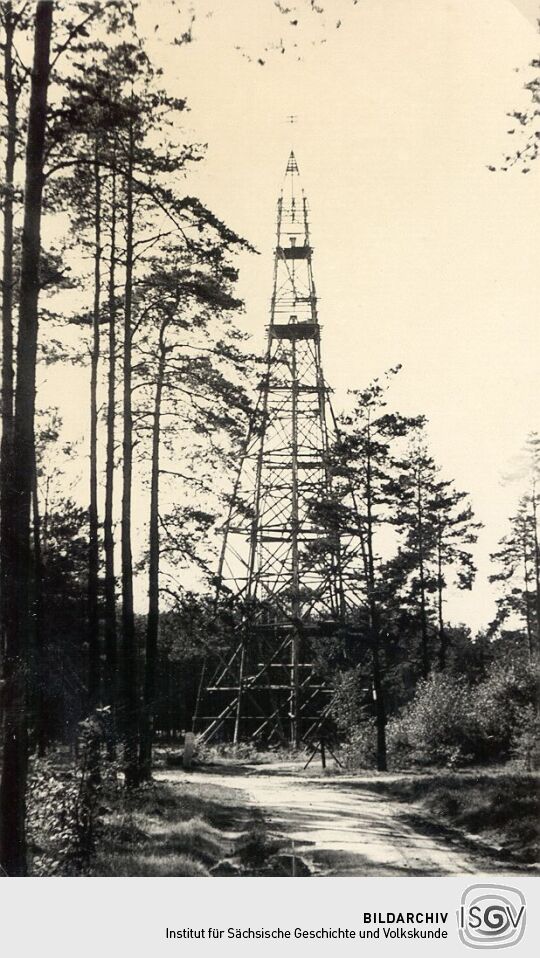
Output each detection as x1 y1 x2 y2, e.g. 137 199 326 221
357 770 539 867
26 750 298 877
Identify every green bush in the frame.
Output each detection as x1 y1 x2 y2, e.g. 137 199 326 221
341 720 378 769
385 663 538 767
512 706 540 771
386 672 472 766
27 711 118 875
28 760 88 875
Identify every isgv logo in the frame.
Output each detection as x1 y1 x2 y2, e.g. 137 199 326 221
458 885 526 950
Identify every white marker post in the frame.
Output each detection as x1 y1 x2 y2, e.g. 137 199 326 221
183 731 195 770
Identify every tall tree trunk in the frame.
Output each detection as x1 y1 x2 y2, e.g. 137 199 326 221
364 427 386 771
0 1 17 672
0 0 53 877
531 483 540 649
437 524 446 670
371 628 387 772
522 531 534 662
31 455 46 756
87 136 101 707
104 154 117 721
121 114 139 786
140 323 167 780
416 472 430 678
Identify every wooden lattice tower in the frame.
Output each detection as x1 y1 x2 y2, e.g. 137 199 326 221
194 152 346 746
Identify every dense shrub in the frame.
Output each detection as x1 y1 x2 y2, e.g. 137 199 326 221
387 673 470 767
340 720 379 769
27 711 117 875
512 706 540 771
338 662 538 769
332 668 372 731
384 663 538 767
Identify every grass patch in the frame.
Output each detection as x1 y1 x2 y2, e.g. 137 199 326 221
96 851 209 877
88 774 291 877
91 779 244 877
147 817 227 866
164 743 306 769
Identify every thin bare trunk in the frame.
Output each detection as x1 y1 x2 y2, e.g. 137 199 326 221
416 470 429 678
522 530 533 662
364 421 386 771
104 155 117 725
531 484 540 649
371 623 386 772
31 456 46 756
437 523 446 669
1 1 17 672
121 114 139 786
140 323 167 780
88 137 101 707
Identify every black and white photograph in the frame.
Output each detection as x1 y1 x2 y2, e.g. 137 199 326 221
0 0 538 900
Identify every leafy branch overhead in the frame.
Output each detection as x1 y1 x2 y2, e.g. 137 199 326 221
489 19 539 173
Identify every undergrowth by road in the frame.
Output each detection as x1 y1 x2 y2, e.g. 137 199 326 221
92 777 296 877
343 769 539 865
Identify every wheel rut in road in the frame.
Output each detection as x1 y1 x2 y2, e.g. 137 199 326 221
160 765 484 877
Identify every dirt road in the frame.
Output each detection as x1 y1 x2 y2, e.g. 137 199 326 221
160 764 485 876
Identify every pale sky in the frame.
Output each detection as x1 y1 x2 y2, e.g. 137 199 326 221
40 0 540 631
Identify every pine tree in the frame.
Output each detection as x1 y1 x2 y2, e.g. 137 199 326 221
327 369 424 770
491 433 540 660
0 0 31 676
391 440 481 673
491 499 538 659
0 0 53 878
49 46 135 714
127 247 249 779
0 0 112 873
430 478 481 669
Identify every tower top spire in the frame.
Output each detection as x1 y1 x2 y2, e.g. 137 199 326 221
286 149 299 175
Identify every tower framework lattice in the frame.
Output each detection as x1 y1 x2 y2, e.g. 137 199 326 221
194 152 349 746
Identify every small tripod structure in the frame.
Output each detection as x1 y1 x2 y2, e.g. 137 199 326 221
303 725 343 770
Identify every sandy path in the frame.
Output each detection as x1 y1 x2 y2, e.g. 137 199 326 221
161 765 480 877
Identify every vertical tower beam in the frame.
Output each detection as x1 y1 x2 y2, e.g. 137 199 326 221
290 323 300 746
